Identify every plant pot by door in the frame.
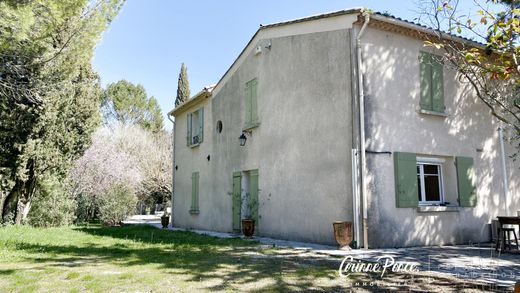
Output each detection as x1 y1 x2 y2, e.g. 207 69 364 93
241 219 255 238
333 221 352 249
161 215 170 229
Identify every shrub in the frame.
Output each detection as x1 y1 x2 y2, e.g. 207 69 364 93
74 192 98 224
98 184 137 226
28 178 76 227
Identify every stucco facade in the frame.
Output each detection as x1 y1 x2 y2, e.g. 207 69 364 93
360 24 520 247
172 16 356 244
170 9 520 248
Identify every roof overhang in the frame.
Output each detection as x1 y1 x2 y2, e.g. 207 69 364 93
170 8 485 110
168 85 215 117
208 8 485 98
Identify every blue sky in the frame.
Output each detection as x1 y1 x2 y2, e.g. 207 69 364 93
92 0 477 127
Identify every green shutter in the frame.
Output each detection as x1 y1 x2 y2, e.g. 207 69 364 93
186 113 192 146
456 157 476 207
251 79 258 124
249 169 259 231
191 172 199 212
394 152 419 208
419 53 432 111
198 107 204 142
245 81 252 126
431 57 445 112
232 172 241 231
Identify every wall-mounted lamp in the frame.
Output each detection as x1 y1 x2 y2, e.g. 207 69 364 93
239 131 251 147
239 133 247 146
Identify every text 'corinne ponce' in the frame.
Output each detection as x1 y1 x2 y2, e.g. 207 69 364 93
338 255 420 278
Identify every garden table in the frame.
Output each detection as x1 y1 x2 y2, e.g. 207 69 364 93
495 216 520 252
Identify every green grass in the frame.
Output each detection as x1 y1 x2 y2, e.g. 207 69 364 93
0 224 345 292
0 224 498 292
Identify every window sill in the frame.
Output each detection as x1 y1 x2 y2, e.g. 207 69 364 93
243 122 260 131
189 142 201 148
189 210 200 215
417 206 459 213
419 109 448 117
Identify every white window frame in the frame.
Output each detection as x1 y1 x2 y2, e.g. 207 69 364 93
417 160 444 205
187 107 203 147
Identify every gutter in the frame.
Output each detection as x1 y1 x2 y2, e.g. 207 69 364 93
498 126 509 215
167 113 175 228
356 10 370 249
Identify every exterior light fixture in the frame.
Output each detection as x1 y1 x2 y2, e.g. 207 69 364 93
239 132 247 146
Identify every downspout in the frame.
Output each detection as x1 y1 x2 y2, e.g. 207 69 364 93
357 11 370 249
167 113 175 227
498 126 509 215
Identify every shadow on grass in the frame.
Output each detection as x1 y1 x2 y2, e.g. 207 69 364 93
0 269 16 275
8 224 345 292
4 225 508 292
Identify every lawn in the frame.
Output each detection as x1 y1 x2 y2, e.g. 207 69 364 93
0 224 505 292
0 224 347 292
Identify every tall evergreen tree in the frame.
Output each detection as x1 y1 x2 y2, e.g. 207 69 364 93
0 0 125 224
175 63 190 107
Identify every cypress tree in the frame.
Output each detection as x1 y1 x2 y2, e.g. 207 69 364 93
175 63 190 107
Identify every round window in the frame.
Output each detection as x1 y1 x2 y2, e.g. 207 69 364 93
216 120 223 133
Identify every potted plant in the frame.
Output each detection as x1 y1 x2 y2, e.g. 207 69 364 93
241 193 258 238
161 210 170 229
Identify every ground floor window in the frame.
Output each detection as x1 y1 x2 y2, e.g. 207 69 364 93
417 162 444 204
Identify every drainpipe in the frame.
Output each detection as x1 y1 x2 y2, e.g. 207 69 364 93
357 11 370 249
498 126 509 215
167 113 175 227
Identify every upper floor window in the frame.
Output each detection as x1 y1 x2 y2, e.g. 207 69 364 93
187 107 204 147
419 52 445 113
244 78 259 130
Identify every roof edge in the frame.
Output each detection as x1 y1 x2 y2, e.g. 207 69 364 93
261 7 363 29
169 85 215 117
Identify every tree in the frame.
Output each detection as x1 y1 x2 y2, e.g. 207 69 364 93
418 0 520 153
69 124 172 222
102 79 164 132
0 0 125 224
175 63 190 106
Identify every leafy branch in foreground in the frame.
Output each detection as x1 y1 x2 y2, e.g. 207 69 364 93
418 0 520 153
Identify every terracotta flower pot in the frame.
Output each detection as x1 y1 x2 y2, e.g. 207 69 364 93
161 215 170 229
333 221 353 249
241 219 255 238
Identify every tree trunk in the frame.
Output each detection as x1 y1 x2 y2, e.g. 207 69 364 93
15 161 37 225
2 181 21 223
2 160 36 225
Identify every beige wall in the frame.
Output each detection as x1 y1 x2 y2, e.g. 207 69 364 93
173 28 355 245
173 18 520 248
360 25 520 248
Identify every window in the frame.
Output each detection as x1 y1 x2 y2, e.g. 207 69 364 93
244 78 259 130
419 52 445 113
416 162 444 204
216 120 223 133
187 107 204 147
190 172 199 214
394 152 476 208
